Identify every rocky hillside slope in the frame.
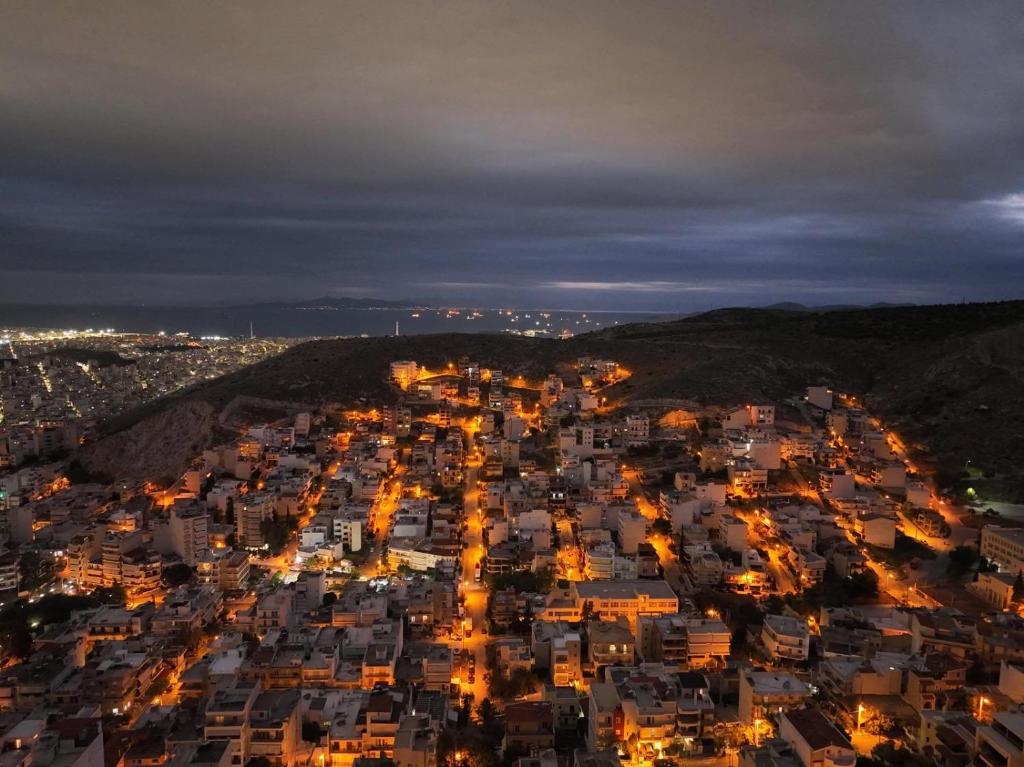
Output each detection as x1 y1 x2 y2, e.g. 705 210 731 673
80 301 1024 498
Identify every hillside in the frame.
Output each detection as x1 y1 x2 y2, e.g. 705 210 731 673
80 301 1024 498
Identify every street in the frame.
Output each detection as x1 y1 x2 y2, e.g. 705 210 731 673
459 464 490 703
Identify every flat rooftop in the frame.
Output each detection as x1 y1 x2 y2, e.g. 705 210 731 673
574 580 677 601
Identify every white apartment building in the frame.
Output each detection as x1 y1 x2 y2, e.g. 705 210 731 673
237 493 275 550
571 580 679 631
625 415 650 446
981 527 1024 575
976 711 1024 767
738 671 811 723
170 503 210 566
779 708 854 767
762 615 811 662
390 361 419 390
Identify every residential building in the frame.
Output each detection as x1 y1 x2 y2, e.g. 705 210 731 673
570 580 679 631
982 527 1024 575
778 708 855 767
170 502 210 566
248 689 301 767
503 702 555 755
237 494 275 550
587 618 635 668
739 671 812 723
976 711 1024 767
204 681 260 767
762 615 811 662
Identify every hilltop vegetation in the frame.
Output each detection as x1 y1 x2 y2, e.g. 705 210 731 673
81 301 1024 499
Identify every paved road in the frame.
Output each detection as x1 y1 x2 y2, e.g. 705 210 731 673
459 464 490 703
622 465 689 592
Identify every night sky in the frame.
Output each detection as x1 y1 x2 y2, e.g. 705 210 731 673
2 2 1023 310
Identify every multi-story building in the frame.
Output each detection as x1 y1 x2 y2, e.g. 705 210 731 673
778 708 855 767
903 653 967 713
248 689 301 767
570 580 679 631
393 714 438 767
617 511 647 555
551 633 583 687
198 550 251 592
587 682 621 752
390 361 419 390
638 615 731 670
364 690 404 756
237 493 275 550
120 548 162 601
762 615 811 662
255 591 292 633
503 702 555 755
618 677 677 762
587 618 635 668
625 415 650 447
220 550 251 591
170 501 210 566
982 527 1024 575
677 672 715 747
0 550 19 593
739 671 812 723
719 515 748 552
204 681 260 767
976 711 1024 767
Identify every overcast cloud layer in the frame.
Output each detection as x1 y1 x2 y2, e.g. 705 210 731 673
1 1 1023 310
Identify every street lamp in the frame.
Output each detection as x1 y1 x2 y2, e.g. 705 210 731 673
857 702 865 732
978 696 990 720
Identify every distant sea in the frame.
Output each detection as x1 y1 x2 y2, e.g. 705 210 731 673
0 304 674 339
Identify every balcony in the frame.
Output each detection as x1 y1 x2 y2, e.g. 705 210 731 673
977 742 1010 767
824 752 856 767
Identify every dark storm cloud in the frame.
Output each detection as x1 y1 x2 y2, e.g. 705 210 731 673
1 1 1023 309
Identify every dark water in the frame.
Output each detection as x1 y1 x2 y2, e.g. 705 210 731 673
0 304 673 339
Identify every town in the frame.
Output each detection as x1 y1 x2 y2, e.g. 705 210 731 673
0 347 1022 767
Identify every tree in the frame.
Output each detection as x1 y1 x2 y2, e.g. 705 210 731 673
163 563 195 588
92 583 127 605
476 698 504 747
476 698 497 726
0 622 33 659
487 668 538 699
947 545 980 578
260 519 293 555
476 698 504 749
487 569 553 594
651 518 672 536
436 728 457 766
458 694 473 727
858 743 933 767
145 676 170 699
18 550 53 592
301 721 324 743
